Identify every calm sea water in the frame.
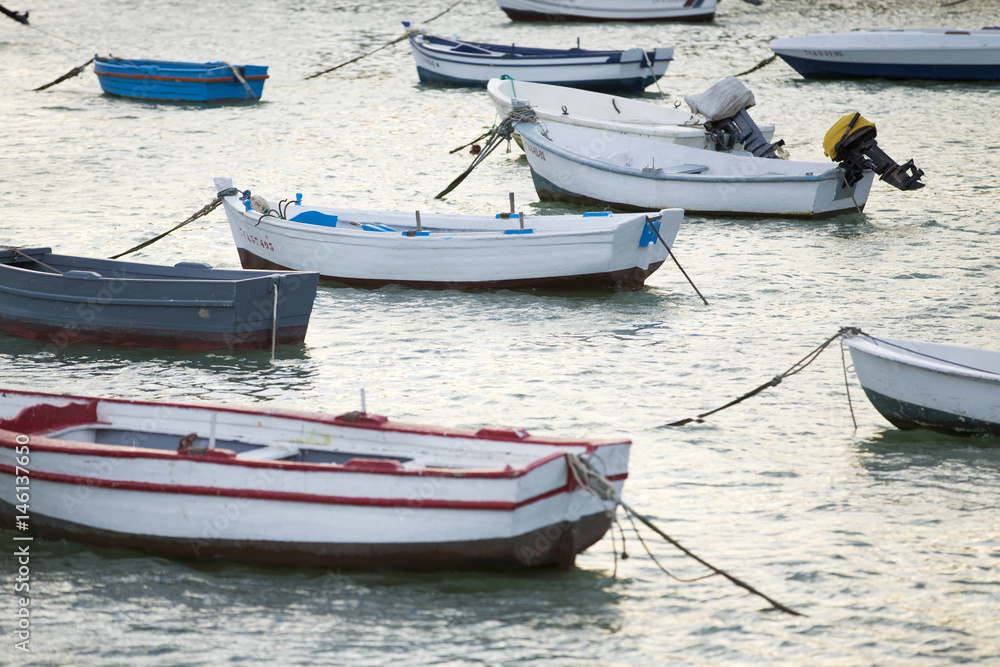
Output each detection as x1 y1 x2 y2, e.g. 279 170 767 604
2 0 999 664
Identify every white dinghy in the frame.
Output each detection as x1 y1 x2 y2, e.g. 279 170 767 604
216 178 682 292
516 120 875 217
487 77 775 151
843 330 1000 437
0 388 630 570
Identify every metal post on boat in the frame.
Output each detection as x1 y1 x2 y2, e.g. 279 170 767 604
360 388 367 414
509 192 515 215
415 211 422 232
209 412 217 450
519 212 524 230
271 281 278 362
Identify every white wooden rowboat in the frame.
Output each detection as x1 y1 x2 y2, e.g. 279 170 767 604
515 120 874 217
842 331 1000 437
487 77 776 151
0 388 630 569
494 0 718 23
216 177 683 291
770 28 1000 81
405 27 672 93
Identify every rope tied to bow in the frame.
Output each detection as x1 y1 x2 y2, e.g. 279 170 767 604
566 454 804 616
667 327 857 426
435 105 538 199
109 191 236 259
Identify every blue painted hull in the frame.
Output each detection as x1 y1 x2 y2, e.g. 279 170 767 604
861 387 1000 436
0 248 318 350
94 58 268 103
775 53 1000 81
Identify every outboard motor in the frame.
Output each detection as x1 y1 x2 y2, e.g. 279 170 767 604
684 77 786 159
823 113 924 191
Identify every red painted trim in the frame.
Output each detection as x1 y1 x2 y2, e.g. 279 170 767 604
0 463 623 510
95 71 268 83
0 388 628 447
0 428 573 478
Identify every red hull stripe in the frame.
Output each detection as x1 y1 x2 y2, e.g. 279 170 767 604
96 71 269 83
0 463 622 511
0 389 628 447
0 429 589 479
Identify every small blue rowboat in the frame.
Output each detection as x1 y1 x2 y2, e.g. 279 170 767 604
404 25 672 93
94 57 269 103
0 247 318 351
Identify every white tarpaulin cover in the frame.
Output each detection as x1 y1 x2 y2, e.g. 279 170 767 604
684 77 756 121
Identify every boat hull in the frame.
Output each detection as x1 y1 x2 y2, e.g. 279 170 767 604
94 58 268 103
495 0 716 22
770 30 1000 81
218 183 681 292
517 122 873 217
0 389 630 570
844 334 1000 436
408 34 672 93
0 248 318 350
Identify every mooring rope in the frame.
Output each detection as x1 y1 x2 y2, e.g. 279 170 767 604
566 454 804 616
0 3 28 24
33 56 95 91
0 246 64 274
667 327 856 427
643 217 708 305
840 338 858 430
838 167 868 220
109 189 237 259
305 0 462 79
435 105 538 199
733 54 777 78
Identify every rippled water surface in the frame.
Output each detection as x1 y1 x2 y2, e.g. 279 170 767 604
2 1 999 664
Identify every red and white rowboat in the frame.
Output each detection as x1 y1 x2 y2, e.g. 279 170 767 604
0 389 629 570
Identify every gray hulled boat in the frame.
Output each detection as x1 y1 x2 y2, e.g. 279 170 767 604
0 247 319 351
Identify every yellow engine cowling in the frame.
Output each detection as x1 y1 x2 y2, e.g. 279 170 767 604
823 113 876 160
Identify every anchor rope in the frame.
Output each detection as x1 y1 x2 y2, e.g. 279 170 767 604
733 54 777 78
109 190 237 260
566 454 804 616
33 56 94 91
667 326 857 427
435 106 538 199
840 339 858 430
0 246 64 274
305 0 462 79
838 167 867 220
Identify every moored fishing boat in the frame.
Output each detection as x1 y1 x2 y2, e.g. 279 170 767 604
216 178 683 291
513 107 924 217
0 246 318 350
0 388 630 570
770 28 1000 81
94 57 268 103
493 0 718 23
487 77 776 150
405 25 672 92
842 330 1000 437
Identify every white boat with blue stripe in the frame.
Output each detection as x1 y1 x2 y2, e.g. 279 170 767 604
216 178 683 292
404 24 672 93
